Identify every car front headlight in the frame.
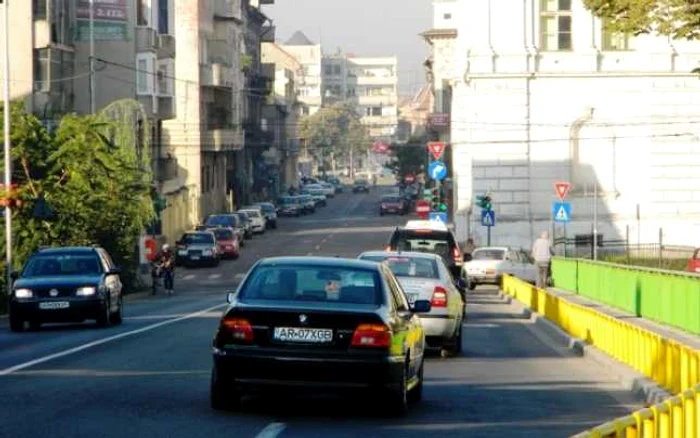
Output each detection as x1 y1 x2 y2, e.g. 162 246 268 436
203 249 213 256
76 286 97 296
14 288 33 299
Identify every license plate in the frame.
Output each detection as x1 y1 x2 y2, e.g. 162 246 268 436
190 255 200 260
39 301 70 310
407 294 418 304
273 327 333 343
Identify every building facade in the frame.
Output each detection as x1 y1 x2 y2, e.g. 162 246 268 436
278 32 323 116
428 0 700 249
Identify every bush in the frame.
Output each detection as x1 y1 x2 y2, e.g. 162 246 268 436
602 255 688 272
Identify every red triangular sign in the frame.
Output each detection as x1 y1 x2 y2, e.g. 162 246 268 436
428 142 446 160
555 181 571 200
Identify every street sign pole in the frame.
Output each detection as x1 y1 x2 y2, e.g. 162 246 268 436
487 225 491 246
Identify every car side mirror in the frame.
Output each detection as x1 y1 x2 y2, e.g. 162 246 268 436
411 299 432 313
463 253 472 262
226 291 236 304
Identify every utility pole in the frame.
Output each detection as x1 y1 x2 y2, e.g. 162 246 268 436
593 183 598 260
2 0 12 289
89 0 96 113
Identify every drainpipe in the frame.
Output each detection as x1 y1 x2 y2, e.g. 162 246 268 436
525 0 535 243
487 0 496 72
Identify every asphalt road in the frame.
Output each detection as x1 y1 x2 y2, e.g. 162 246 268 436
0 186 642 438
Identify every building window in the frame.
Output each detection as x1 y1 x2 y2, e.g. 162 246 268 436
324 65 333 75
444 13 452 19
540 0 572 51
137 0 149 26
602 19 630 51
33 0 47 20
158 0 169 34
333 65 340 75
136 53 155 94
366 107 381 116
33 48 50 92
50 0 71 46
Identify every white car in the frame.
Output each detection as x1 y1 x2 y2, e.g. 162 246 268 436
318 182 335 198
358 250 465 354
462 247 538 289
238 209 266 234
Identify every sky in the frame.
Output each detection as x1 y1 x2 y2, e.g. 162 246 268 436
262 0 433 98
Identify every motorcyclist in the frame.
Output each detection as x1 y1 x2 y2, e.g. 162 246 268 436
153 243 176 296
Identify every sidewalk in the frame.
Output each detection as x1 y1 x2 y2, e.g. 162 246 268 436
547 287 700 351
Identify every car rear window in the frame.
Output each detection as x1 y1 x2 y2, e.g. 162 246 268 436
382 196 401 203
472 249 506 260
360 255 439 279
258 204 275 213
205 215 236 227
24 254 103 277
242 210 261 218
239 265 382 306
390 230 455 259
212 229 234 240
183 233 215 244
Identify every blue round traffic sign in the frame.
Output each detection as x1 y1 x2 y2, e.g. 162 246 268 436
428 161 447 181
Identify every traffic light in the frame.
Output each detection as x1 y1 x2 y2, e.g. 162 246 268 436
476 195 492 211
153 196 167 215
431 188 439 210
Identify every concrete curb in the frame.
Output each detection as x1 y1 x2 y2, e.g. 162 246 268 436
500 292 673 406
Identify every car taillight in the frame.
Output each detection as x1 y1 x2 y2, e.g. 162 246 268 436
452 246 463 261
351 323 391 348
221 317 254 343
431 286 448 307
381 203 387 208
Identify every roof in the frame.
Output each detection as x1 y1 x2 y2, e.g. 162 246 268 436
402 220 449 231
257 256 381 270
358 251 441 261
285 31 315 46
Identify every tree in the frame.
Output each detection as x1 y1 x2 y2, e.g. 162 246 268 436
299 103 370 171
583 0 700 40
0 102 154 312
386 135 428 180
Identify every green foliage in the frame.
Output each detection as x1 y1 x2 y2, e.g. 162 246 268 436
241 54 253 71
602 255 688 271
299 103 370 163
386 135 428 179
583 0 700 40
0 102 154 312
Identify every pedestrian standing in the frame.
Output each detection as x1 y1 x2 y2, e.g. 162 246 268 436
462 238 476 259
531 231 553 288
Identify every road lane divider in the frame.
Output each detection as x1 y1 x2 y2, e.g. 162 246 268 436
501 275 700 437
254 423 286 438
0 303 227 376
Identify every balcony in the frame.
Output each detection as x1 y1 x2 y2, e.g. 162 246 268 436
356 75 397 86
158 96 175 120
157 34 176 59
155 157 179 182
358 94 397 106
212 63 235 88
261 26 276 43
214 0 243 21
136 26 159 52
202 128 244 152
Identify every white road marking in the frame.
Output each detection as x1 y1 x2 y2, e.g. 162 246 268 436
234 273 245 281
0 303 227 376
209 274 222 279
182 274 195 281
254 423 287 438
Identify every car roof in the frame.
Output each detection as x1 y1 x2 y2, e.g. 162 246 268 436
474 246 511 251
36 246 99 254
358 251 441 261
186 230 214 235
257 256 382 271
402 220 449 232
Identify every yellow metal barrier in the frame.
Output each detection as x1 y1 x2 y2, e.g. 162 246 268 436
501 275 700 437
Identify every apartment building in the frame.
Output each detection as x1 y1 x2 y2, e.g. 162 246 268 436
1 0 178 236
162 0 246 232
427 0 700 248
278 31 323 116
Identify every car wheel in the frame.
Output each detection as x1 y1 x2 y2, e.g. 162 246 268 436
110 296 123 325
380 211 384 216
9 313 24 332
386 360 409 416
468 283 477 290
210 366 240 411
407 360 424 403
96 297 111 328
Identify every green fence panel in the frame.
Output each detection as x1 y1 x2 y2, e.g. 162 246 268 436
555 257 700 335
551 257 577 290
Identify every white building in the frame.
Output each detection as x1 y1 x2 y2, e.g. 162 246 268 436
278 31 323 115
432 0 700 249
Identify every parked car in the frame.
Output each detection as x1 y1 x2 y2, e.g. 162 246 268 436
380 195 407 216
358 251 466 354
254 202 278 229
208 227 240 259
176 231 220 267
234 212 253 239
202 214 246 247
8 246 124 332
239 208 266 234
387 220 464 280
297 194 316 214
318 182 336 198
277 196 301 217
353 179 370 193
210 256 430 414
301 188 327 207
462 247 538 289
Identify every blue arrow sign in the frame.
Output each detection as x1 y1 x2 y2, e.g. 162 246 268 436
481 210 495 227
429 212 448 224
428 160 447 181
552 202 572 223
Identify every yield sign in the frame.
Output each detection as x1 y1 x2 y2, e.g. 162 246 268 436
428 142 446 160
555 181 571 200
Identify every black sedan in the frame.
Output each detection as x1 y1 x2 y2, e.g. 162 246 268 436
210 256 430 415
8 246 124 332
353 179 370 193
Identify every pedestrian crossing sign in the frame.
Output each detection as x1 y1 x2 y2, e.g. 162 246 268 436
552 202 571 223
